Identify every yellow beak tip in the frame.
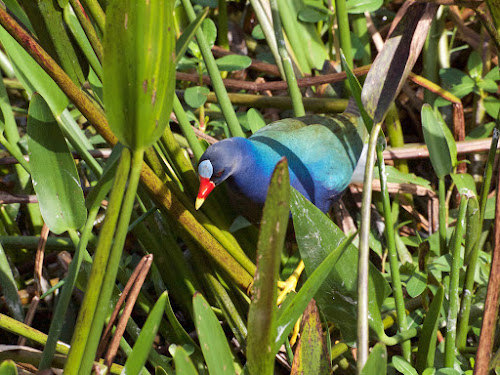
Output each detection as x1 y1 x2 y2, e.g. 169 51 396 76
195 197 205 210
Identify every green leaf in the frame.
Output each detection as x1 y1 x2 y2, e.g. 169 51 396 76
466 121 495 139
27 94 86 234
215 55 252 72
247 108 266 133
415 286 444 373
103 0 175 150
477 79 499 93
421 104 457 178
484 96 500 119
406 270 427 298
274 232 355 353
185 86 210 108
176 8 209 65
170 345 199 375
361 343 387 375
290 189 390 344
193 293 236 375
375 165 431 189
298 6 330 23
392 355 418 375
290 300 331 375
19 0 86 86
251 24 265 40
123 292 168 374
0 25 69 115
439 68 476 97
248 158 290 375
464 196 480 265
467 51 483 79
346 0 383 14
0 243 24 321
484 66 499 81
0 360 18 375
450 173 477 196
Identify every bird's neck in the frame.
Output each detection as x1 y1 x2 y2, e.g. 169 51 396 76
225 139 277 206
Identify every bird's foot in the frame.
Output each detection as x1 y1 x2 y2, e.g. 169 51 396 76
277 260 305 305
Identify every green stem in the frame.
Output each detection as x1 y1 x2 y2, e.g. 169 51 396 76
248 0 285 76
173 94 204 161
352 14 371 66
335 0 353 75
444 195 469 367
79 148 144 375
0 133 30 173
269 0 305 117
68 0 103 63
357 121 383 372
217 0 229 50
457 118 500 349
64 149 130 375
423 10 441 105
180 0 244 138
81 0 106 35
438 177 447 256
376 146 411 362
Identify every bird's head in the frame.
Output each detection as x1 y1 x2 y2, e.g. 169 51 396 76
195 139 243 210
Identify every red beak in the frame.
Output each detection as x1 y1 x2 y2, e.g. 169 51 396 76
195 177 215 210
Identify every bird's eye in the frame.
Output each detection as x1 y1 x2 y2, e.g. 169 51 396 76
215 170 224 178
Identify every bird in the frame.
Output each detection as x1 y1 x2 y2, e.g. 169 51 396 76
195 112 365 216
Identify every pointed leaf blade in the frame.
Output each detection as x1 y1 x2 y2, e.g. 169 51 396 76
27 94 86 234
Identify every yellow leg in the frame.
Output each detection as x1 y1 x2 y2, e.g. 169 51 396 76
277 260 305 305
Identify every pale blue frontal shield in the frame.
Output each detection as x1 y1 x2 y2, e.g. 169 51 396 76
198 159 214 179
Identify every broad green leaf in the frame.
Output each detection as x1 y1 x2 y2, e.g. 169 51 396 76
298 6 330 23
416 286 444 373
185 86 210 108
248 159 290 375
251 24 265 40
406 270 427 298
467 51 483 79
477 78 499 93
193 293 236 375
436 368 461 374
274 228 355 353
484 66 500 81
346 0 383 14
0 243 24 321
290 300 331 375
27 94 86 234
215 55 252 72
484 96 500 119
176 8 209 65
451 173 477 196
104 0 175 150
466 122 495 139
392 355 418 375
247 108 266 134
421 104 457 178
290 189 391 344
122 292 168 375
362 3 437 123
170 345 199 375
0 360 18 375
361 343 387 375
439 68 476 98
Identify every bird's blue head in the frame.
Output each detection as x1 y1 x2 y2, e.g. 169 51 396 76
195 138 247 210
